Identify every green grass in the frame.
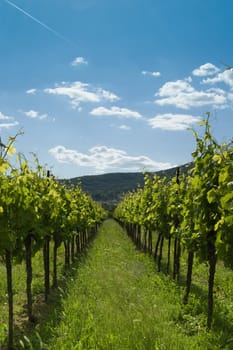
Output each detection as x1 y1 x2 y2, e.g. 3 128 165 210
1 220 233 349
0 243 65 348
33 219 233 350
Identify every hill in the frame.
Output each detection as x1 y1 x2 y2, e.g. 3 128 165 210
61 163 192 207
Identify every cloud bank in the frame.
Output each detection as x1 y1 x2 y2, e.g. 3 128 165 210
192 63 220 77
49 145 173 173
44 81 119 108
148 113 201 131
90 106 143 119
154 78 228 109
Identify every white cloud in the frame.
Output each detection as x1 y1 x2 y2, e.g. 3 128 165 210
157 79 194 97
155 78 227 109
44 81 119 108
0 122 19 129
142 70 161 77
192 63 220 77
0 112 19 129
100 89 119 102
49 145 173 173
71 56 88 66
206 87 226 94
148 113 201 131
0 112 12 120
119 125 131 130
23 110 48 120
90 106 143 119
202 69 233 87
26 88 37 94
228 92 233 100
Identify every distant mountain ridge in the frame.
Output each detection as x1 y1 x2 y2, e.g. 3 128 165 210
61 163 192 205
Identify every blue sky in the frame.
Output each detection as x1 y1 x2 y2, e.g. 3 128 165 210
1 0 233 179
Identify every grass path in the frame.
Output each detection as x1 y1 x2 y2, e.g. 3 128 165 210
42 219 220 350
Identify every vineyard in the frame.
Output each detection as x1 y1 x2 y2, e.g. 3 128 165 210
0 135 107 349
114 116 233 331
0 116 233 349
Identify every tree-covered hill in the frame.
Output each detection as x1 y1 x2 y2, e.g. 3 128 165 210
61 163 192 206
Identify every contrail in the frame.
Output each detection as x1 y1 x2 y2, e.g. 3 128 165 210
4 0 77 47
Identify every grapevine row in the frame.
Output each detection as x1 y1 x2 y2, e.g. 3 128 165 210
0 136 107 349
114 116 233 330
